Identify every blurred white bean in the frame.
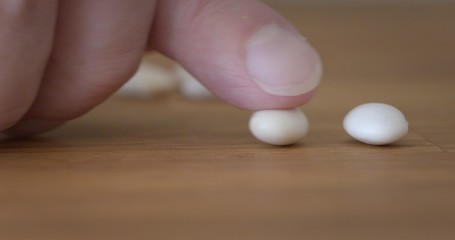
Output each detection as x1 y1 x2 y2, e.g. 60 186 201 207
116 62 178 99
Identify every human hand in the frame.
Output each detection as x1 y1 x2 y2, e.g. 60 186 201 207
1 0 321 137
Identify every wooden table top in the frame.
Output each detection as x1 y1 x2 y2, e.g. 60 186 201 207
1 5 454 240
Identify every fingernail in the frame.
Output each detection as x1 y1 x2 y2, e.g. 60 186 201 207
1 120 64 139
246 25 322 96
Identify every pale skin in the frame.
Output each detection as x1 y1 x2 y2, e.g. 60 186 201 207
0 0 321 137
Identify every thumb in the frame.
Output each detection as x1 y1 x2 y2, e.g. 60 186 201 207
150 0 322 110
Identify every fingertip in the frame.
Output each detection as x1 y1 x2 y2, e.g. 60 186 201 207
152 0 322 111
246 24 322 97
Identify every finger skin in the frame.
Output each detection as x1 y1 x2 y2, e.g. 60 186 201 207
0 0 57 131
150 0 321 110
24 0 157 121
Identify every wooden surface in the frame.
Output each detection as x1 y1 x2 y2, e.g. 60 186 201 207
1 5 455 240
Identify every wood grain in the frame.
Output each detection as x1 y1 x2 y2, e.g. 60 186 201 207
1 5 455 240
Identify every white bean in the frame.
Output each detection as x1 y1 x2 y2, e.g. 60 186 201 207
343 103 408 145
249 109 309 146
